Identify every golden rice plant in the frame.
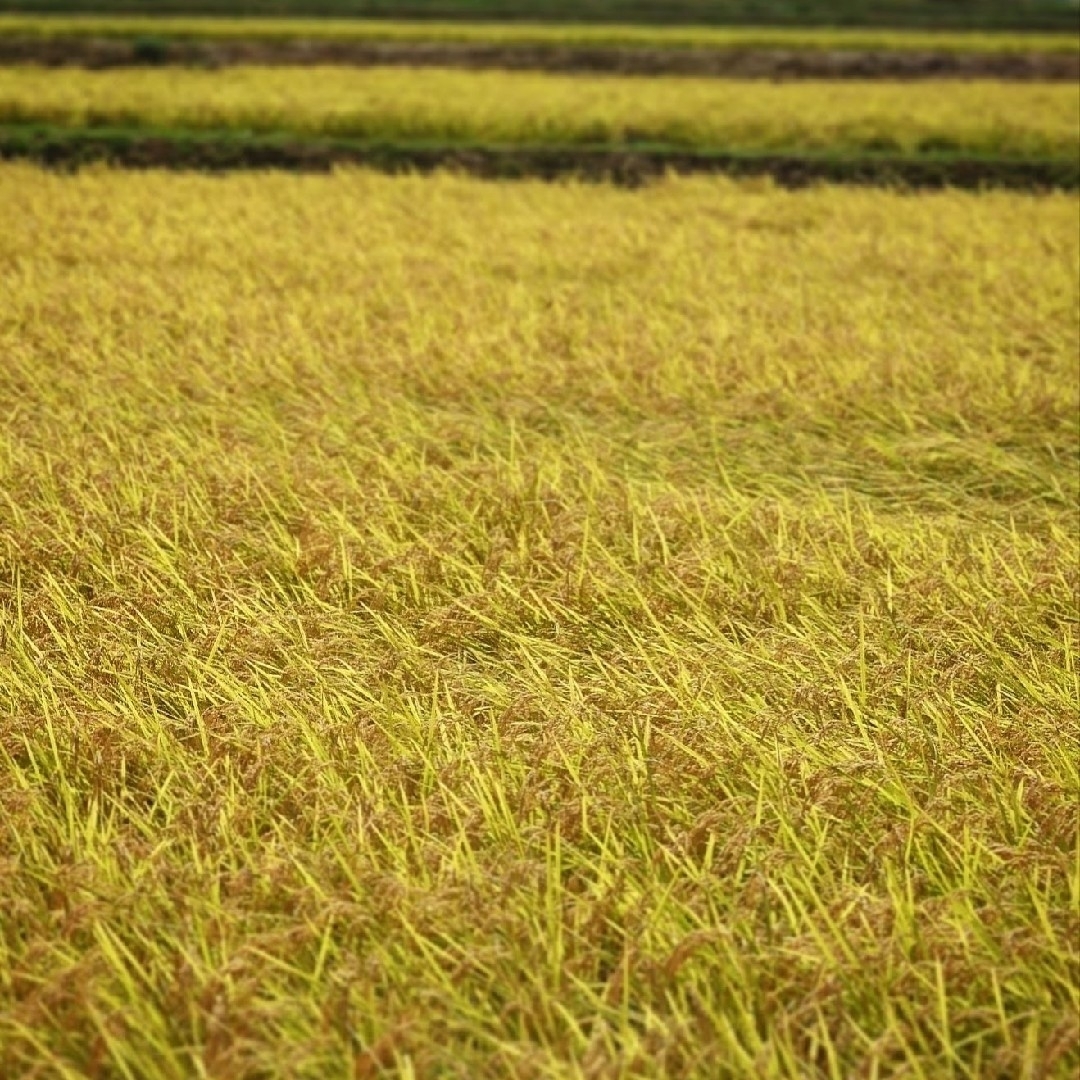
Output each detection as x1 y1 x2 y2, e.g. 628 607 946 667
0 66 1075 157
0 165 1076 1078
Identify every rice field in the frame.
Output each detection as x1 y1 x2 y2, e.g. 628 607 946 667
2 4 1078 1075
0 14 1076 53
1 164 1077 1078
0 66 1077 158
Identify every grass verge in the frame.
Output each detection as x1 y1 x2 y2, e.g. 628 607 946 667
2 123 1078 189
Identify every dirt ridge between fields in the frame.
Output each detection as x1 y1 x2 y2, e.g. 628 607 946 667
3 129 1077 189
2 37 1077 79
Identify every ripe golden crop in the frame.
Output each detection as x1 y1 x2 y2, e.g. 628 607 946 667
0 15 1074 54
0 66 1076 157
1 163 1076 1077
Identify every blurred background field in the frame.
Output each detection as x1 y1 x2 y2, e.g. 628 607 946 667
1 68 1075 158
0 14 1075 50
0 0 1074 182
0 0 1078 30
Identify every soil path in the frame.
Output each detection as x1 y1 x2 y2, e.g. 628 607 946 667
1 37 1076 79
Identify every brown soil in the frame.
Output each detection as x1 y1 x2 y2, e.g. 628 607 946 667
0 36 1076 79
3 131 1076 190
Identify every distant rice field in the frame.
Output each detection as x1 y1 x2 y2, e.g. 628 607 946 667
0 66 1076 158
0 14 1076 53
